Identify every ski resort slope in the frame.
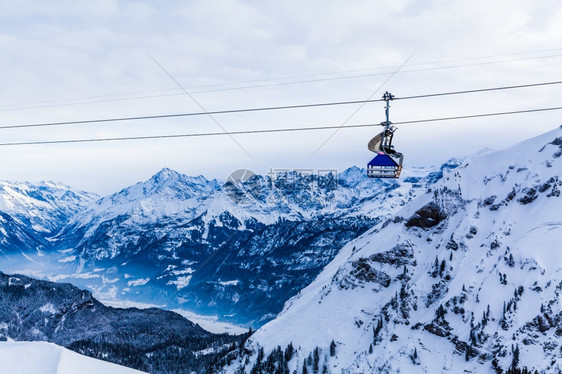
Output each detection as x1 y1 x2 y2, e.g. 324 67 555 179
0 341 146 374
224 125 562 373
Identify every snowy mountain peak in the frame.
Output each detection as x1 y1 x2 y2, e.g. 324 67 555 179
152 167 180 180
337 166 365 186
148 167 201 187
83 169 220 222
145 168 214 193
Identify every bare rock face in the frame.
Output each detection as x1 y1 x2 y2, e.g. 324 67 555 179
338 258 391 289
405 202 447 229
369 244 414 267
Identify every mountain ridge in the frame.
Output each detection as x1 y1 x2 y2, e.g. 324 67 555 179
0 163 446 326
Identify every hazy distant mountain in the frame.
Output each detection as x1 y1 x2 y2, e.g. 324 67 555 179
0 163 450 327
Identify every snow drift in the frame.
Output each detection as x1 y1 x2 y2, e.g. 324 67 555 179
0 341 145 374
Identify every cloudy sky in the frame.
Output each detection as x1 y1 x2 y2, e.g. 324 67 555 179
1 0 561 194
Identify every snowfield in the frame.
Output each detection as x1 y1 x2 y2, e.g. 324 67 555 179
0 341 146 374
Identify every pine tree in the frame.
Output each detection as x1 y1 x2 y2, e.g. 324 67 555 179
432 256 439 277
329 340 336 357
251 346 264 373
512 344 520 368
436 304 447 320
440 259 446 276
400 284 408 299
373 318 383 344
313 347 319 373
285 342 294 362
391 292 399 310
507 253 515 267
283 359 290 374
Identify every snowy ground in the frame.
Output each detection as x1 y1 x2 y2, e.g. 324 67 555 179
0 341 146 374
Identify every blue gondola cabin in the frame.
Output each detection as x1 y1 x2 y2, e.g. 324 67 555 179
367 153 402 178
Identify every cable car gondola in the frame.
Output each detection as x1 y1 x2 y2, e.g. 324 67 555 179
367 91 403 178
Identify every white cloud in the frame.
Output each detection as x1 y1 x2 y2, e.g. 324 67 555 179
0 0 560 194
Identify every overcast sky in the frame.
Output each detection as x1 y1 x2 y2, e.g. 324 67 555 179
0 0 561 194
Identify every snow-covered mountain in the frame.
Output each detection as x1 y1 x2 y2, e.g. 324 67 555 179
0 180 97 234
0 180 97 256
0 164 448 326
222 126 562 373
0 341 146 374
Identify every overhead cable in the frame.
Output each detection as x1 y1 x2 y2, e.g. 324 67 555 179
1 105 560 147
1 80 561 131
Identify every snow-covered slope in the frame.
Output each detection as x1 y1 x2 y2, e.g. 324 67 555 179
224 126 562 373
0 341 145 374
